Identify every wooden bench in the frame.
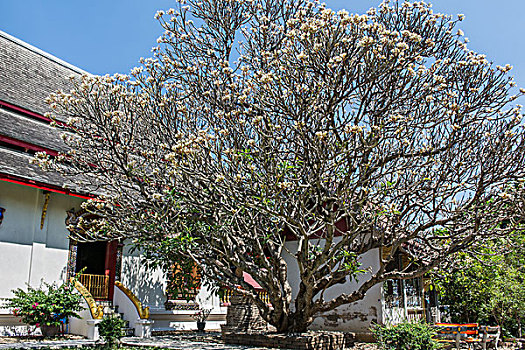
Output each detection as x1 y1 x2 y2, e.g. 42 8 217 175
433 323 500 349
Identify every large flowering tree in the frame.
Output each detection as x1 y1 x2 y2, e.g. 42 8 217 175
36 0 525 332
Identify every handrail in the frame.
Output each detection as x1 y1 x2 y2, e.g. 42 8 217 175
77 274 110 300
70 278 104 319
114 281 149 319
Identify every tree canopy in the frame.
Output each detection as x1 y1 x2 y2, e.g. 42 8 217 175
433 232 525 337
36 0 525 332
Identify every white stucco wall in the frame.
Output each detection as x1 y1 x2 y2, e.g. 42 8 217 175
68 299 93 338
120 244 225 306
282 240 383 333
120 244 168 309
0 181 83 319
119 244 226 331
0 180 224 332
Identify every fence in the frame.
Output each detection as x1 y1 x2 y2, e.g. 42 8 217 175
220 287 271 305
77 274 110 300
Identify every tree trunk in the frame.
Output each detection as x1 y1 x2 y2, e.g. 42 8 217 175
274 313 291 333
267 290 314 333
288 313 311 333
286 283 316 333
271 302 314 333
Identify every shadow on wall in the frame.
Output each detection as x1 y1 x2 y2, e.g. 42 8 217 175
120 255 166 307
59 266 68 282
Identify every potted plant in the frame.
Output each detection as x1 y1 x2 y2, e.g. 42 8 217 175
191 307 212 332
4 280 84 337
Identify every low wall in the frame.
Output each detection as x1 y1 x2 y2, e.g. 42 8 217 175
149 308 226 331
113 285 141 333
222 331 355 350
68 300 92 338
221 294 275 333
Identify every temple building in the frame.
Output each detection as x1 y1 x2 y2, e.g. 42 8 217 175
0 30 226 338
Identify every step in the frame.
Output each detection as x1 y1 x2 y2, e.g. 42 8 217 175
103 306 117 315
98 300 113 307
102 305 120 315
123 327 135 337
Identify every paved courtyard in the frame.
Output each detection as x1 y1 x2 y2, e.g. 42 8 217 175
123 334 283 349
0 338 96 349
0 332 382 350
0 332 287 350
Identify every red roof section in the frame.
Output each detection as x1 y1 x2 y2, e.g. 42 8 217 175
243 272 262 290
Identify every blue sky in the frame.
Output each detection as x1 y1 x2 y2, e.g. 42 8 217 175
1 0 524 89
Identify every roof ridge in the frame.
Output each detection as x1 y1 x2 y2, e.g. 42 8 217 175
0 30 90 75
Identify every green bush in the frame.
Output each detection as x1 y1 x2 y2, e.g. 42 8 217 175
4 281 84 328
372 321 442 350
98 315 127 349
431 233 525 337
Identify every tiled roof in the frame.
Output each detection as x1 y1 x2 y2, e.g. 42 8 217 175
0 146 78 190
0 30 89 194
0 30 86 118
0 108 68 153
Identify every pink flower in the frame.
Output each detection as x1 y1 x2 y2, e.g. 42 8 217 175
35 323 40 327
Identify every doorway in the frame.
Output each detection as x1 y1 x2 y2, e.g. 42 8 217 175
75 242 106 274
73 241 119 300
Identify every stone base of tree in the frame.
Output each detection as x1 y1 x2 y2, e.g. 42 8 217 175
353 332 375 343
221 294 276 333
220 295 356 350
222 331 355 350
500 339 525 348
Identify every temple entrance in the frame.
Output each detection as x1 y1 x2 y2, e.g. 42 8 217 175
65 208 123 301
76 242 106 275
70 241 120 301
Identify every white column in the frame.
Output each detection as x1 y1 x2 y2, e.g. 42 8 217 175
134 319 154 338
86 319 102 340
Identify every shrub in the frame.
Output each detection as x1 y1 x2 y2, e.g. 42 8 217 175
191 307 212 322
372 321 442 350
4 281 84 328
98 315 127 349
431 233 525 337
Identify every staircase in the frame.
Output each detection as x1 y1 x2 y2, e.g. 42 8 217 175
100 301 135 336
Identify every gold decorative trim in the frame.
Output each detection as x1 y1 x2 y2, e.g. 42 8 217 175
40 192 50 230
115 281 150 319
71 278 104 319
